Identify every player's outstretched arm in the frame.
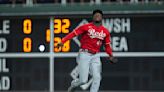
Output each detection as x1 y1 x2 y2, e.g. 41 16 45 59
105 44 118 64
56 31 76 48
104 34 118 64
56 25 85 48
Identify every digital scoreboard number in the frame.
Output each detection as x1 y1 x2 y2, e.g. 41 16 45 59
46 19 71 52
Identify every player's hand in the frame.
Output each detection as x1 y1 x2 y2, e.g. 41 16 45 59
109 56 118 64
56 42 64 48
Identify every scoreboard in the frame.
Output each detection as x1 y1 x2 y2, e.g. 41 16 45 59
0 18 49 52
1 15 164 53
1 13 164 91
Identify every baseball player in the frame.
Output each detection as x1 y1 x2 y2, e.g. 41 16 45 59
57 9 116 92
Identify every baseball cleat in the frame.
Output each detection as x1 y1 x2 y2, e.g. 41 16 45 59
80 84 88 90
80 78 93 90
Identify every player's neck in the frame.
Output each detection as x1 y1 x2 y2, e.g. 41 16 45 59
93 21 102 27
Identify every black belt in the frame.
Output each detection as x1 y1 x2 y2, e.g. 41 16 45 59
80 49 97 54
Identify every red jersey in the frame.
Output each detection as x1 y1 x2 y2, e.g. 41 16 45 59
62 22 113 56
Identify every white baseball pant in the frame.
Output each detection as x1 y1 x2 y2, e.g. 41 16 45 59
71 51 102 92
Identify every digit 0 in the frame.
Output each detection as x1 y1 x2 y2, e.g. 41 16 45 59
23 19 32 34
23 37 32 52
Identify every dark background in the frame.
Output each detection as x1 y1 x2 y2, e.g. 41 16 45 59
0 13 164 91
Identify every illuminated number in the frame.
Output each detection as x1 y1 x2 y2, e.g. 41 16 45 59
54 19 61 34
62 19 70 33
23 37 32 52
62 40 70 52
54 37 70 52
54 19 70 34
46 19 71 52
23 19 32 34
46 29 50 42
54 37 61 52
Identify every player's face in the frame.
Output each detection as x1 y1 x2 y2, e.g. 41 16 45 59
93 13 102 23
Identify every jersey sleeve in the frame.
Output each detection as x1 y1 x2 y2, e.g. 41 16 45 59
73 25 86 36
61 25 85 43
104 32 113 57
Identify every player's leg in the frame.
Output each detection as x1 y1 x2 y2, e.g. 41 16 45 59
80 77 93 90
68 52 91 91
90 55 102 92
70 56 93 90
69 65 79 92
78 52 92 84
69 55 81 87
70 65 79 80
